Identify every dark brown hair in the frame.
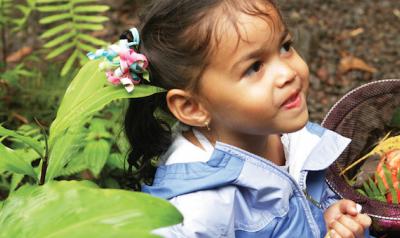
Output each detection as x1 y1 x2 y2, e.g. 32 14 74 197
124 0 280 190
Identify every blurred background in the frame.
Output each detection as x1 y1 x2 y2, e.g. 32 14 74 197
0 0 399 130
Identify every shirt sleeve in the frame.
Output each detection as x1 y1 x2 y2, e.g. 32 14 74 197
152 186 236 238
320 181 341 210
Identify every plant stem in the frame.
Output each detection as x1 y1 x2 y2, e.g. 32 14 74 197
35 118 49 185
39 154 48 185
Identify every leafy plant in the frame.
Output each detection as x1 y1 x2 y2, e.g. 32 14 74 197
37 0 109 75
0 0 12 67
358 165 400 204
0 180 182 238
0 60 179 236
13 0 37 31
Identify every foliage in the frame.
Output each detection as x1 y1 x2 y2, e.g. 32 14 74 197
0 180 182 238
37 0 110 76
358 166 400 204
4 0 109 76
0 0 12 29
346 109 400 204
0 60 178 236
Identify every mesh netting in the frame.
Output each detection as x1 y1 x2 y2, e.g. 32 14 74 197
322 79 400 231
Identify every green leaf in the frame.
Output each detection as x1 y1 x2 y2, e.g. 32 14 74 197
367 178 386 201
0 181 182 238
74 15 108 23
10 173 24 192
382 164 398 204
15 5 30 15
74 5 109 13
46 41 75 59
51 84 164 143
0 144 37 179
43 31 75 48
37 4 70 12
375 172 387 195
362 180 373 197
36 0 68 3
45 125 84 181
40 13 72 24
49 60 165 146
41 22 73 38
60 49 79 76
106 153 127 170
78 33 107 46
0 125 44 159
356 188 367 196
71 0 98 4
75 23 103 31
84 139 110 177
77 41 97 52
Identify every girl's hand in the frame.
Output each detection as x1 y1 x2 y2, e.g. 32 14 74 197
324 199 372 238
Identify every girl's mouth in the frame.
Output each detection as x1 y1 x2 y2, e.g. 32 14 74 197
282 92 302 109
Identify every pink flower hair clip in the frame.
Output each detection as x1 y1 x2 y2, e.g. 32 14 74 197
87 28 149 93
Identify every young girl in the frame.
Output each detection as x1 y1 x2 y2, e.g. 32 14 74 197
122 0 372 237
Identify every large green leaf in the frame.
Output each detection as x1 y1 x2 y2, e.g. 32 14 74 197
0 181 182 238
49 60 164 146
45 125 85 182
0 125 44 158
83 139 111 177
0 144 36 179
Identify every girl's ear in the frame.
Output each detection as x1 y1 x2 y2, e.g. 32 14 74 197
166 89 210 127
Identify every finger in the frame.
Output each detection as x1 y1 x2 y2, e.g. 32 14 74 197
337 215 364 238
329 229 342 238
329 218 355 238
354 214 372 229
338 199 358 216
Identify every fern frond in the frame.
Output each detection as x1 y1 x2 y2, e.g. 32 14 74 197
38 0 109 75
39 13 72 24
74 15 108 23
0 0 13 27
78 33 107 46
41 22 72 38
46 42 75 59
61 49 79 76
43 31 75 48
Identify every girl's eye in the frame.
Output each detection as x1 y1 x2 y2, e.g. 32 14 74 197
280 40 293 55
244 61 264 77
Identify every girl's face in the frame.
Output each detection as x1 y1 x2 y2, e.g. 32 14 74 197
198 7 309 143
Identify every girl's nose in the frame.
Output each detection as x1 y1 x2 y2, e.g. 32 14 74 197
271 60 297 88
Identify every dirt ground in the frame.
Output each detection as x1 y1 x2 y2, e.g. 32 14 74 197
278 0 400 122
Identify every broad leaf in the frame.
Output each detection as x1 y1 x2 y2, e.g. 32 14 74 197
0 144 36 179
0 181 182 238
83 139 111 177
0 125 44 158
45 125 85 182
49 60 164 146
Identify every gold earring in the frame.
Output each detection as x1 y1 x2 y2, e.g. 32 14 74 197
205 120 211 131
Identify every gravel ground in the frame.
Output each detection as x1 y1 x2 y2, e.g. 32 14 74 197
278 0 400 122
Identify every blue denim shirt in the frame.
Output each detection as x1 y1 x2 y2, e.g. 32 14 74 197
143 123 357 238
